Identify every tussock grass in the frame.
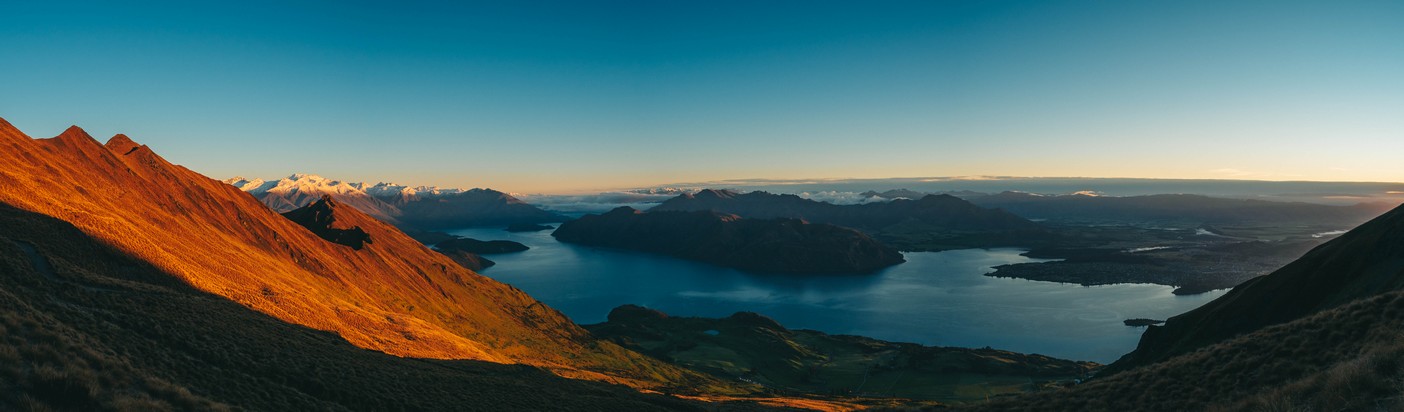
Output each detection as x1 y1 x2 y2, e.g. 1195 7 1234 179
891 291 1404 412
0 205 711 411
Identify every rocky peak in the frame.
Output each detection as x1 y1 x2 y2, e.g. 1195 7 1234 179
50 125 103 149
693 188 737 199
105 134 141 154
281 195 373 250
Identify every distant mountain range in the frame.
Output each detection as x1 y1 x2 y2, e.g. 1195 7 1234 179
651 189 1047 250
226 174 566 229
965 191 1394 227
639 177 1404 205
0 119 723 403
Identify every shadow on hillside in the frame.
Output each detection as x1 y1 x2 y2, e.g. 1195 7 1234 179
0 204 711 411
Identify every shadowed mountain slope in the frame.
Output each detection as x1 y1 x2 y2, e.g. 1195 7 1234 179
0 118 717 391
1103 203 1404 375
0 203 710 411
929 290 1404 411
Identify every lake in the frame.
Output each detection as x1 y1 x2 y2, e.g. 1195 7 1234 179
450 226 1227 363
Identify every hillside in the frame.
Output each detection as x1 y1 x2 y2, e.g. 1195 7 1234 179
553 207 905 274
0 118 719 391
1104 202 1404 374
651 190 1045 251
937 289 1404 411
905 203 1404 410
0 202 709 411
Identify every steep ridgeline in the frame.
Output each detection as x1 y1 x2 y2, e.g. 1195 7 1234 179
1105 203 1404 375
0 202 708 411
651 189 1044 251
226 174 566 230
967 191 1394 226
0 118 717 391
553 207 905 274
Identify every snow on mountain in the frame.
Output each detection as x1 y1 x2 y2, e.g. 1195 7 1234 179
224 174 566 229
224 176 266 192
224 174 403 222
223 174 471 200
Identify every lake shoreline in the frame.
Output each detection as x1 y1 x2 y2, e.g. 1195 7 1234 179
451 226 1225 363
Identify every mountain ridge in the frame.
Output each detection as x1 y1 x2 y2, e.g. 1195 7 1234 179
0 118 716 390
652 189 1046 250
0 201 709 411
226 173 567 229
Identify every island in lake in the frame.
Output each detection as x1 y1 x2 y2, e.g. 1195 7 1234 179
552 206 905 274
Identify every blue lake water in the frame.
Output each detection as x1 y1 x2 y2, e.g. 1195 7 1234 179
450 226 1227 363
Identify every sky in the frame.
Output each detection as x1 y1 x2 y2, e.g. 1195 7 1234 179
2 0 1402 193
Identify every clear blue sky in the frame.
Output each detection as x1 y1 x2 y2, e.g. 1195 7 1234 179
3 1 1401 193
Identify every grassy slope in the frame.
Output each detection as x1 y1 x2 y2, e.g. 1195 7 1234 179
915 290 1404 411
0 203 714 411
1106 204 1404 374
0 118 724 391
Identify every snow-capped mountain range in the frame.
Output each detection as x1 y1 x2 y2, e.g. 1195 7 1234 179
226 174 470 200
225 174 565 230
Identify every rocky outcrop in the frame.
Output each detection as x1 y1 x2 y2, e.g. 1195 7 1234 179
281 195 373 250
